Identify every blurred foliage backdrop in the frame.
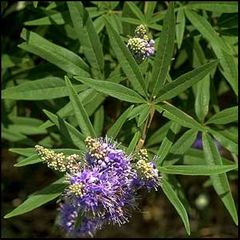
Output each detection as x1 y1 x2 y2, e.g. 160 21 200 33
1 1 238 238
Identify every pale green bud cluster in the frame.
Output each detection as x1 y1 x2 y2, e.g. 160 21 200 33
68 183 85 197
136 159 155 180
85 136 108 160
134 24 149 40
35 145 81 173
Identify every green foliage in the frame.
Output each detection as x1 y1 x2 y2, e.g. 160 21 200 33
2 1 238 237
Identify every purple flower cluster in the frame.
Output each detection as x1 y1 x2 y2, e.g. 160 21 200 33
36 137 160 237
127 24 155 62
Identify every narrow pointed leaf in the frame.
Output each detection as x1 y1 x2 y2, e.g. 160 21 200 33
43 109 86 150
74 76 145 103
107 105 134 139
137 105 150 127
19 29 89 76
156 60 218 101
186 2 238 13
105 19 146 96
160 177 190 235
152 2 175 96
67 2 104 78
4 178 67 219
202 133 238 225
159 165 237 175
156 103 205 131
65 76 96 137
156 122 180 166
170 129 198 155
209 129 238 154
2 77 87 100
126 131 141 155
93 106 104 137
147 121 172 147
185 9 238 95
176 8 185 49
206 106 238 125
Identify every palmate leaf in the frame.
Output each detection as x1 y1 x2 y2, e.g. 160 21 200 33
151 2 175 96
105 18 147 96
158 165 237 175
67 2 104 78
19 29 90 77
4 177 67 219
65 76 96 138
107 105 134 140
73 76 145 103
1 77 87 100
206 106 238 125
185 9 238 96
202 133 238 225
160 177 190 235
155 60 218 102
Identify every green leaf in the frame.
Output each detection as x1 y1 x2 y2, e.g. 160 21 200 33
9 148 36 157
192 37 210 123
67 2 104 78
126 131 141 155
2 77 87 100
19 29 89 76
105 18 147 96
126 2 146 22
159 165 237 175
43 109 86 150
155 60 218 101
176 8 185 49
185 9 238 95
4 177 67 219
74 76 145 103
107 105 134 140
33 1 38 8
208 128 238 154
160 177 190 235
151 2 175 96
65 76 96 138
170 129 198 155
202 133 238 225
24 12 67 26
128 104 146 120
183 148 234 166
186 2 238 13
146 121 172 147
156 122 180 166
156 102 205 131
137 104 150 127
93 106 104 137
206 106 238 125
14 154 43 167
145 2 157 22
